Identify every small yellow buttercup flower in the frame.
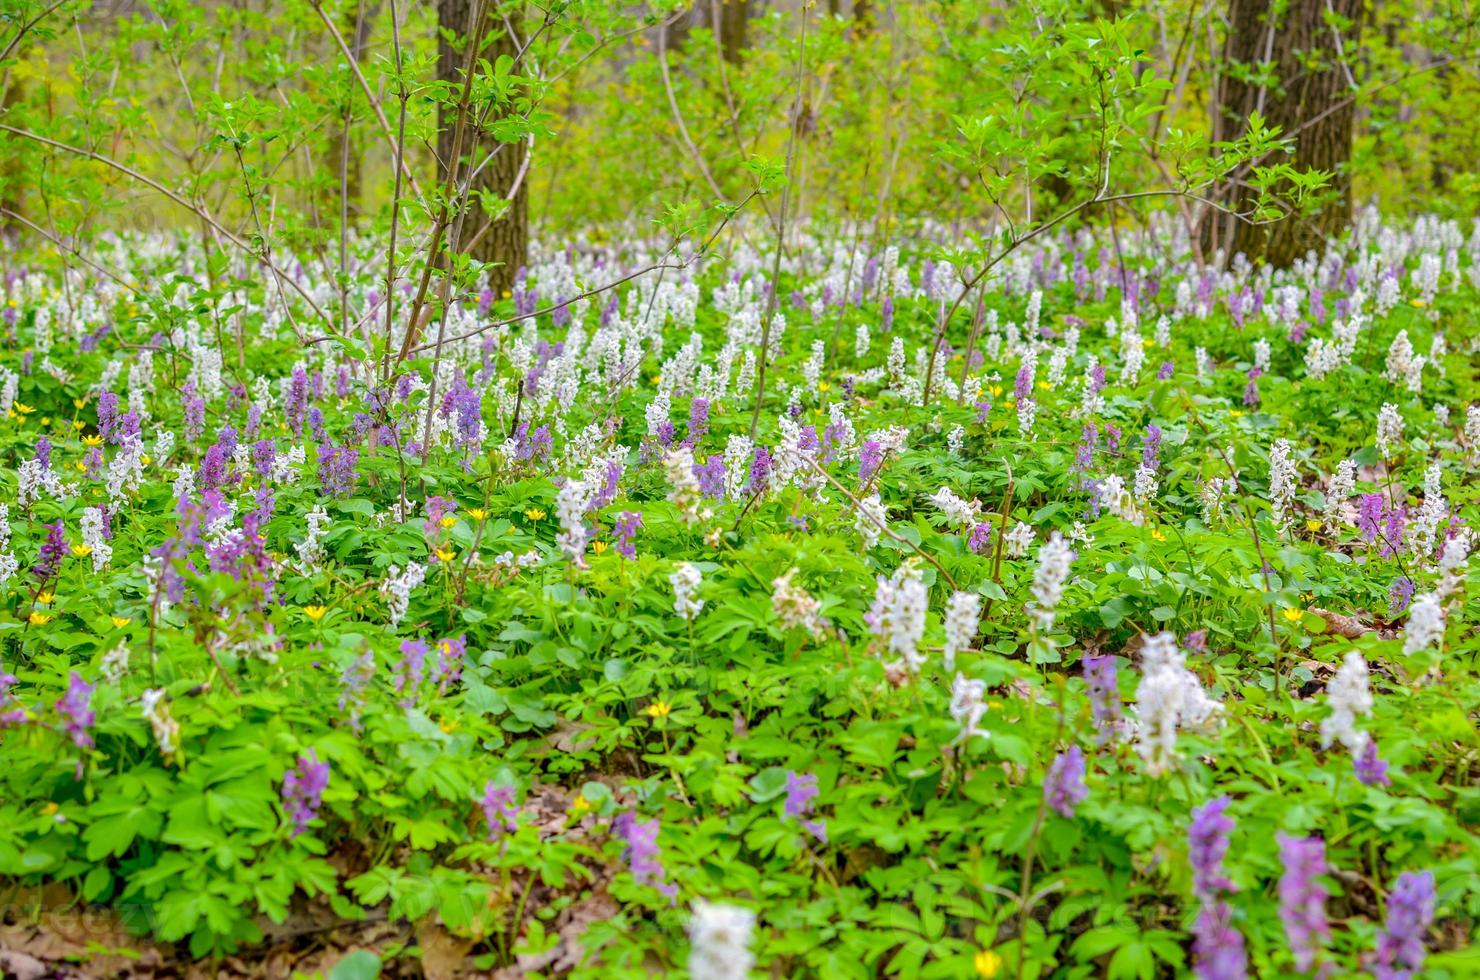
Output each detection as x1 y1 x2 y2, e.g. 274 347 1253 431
1283 607 1303 622
73 398 86 410
569 795 592 816
71 544 92 557
645 701 672 719
1306 519 1323 532
1229 410 1244 418
592 540 609 556
82 434 102 447
14 403 33 415
524 507 546 521
110 616 131 628
304 605 327 622
439 515 457 528
1149 527 1166 542
435 546 456 562
72 420 85 431
37 591 53 604
28 611 51 626
42 802 59 816
468 507 487 520
818 380 831 392
975 949 1003 978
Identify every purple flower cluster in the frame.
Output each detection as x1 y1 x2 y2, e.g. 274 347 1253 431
482 782 519 841
1188 797 1246 980
613 510 643 559
1082 654 1122 744
282 750 330 836
612 812 677 900
1368 870 1435 980
32 520 66 582
1043 745 1088 818
55 672 95 749
783 770 827 843
1276 833 1329 972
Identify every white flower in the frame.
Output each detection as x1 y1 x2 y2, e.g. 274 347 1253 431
1028 532 1074 631
1319 651 1373 761
555 477 594 568
141 688 180 755
1323 459 1355 530
928 486 981 529
379 562 427 628
1402 592 1444 656
1132 632 1223 776
294 506 332 573
665 447 707 525
80 507 111 572
856 493 887 550
1268 438 1297 533
772 568 825 638
1376 403 1404 457
1004 521 1035 557
942 591 982 671
687 900 755 980
671 562 704 621
950 672 988 742
867 562 928 673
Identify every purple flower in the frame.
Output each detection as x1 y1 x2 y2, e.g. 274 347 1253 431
859 440 884 484
1357 493 1385 543
1242 366 1263 407
282 750 330 836
693 454 726 500
1014 363 1034 401
1188 797 1246 980
968 521 993 554
55 672 94 749
783 770 827 843
1276 833 1329 973
1354 737 1391 787
424 496 457 538
1369 870 1435 980
1083 654 1122 744
433 634 466 694
747 446 771 495
612 812 677 900
1189 798 1236 899
1141 424 1163 471
1072 424 1097 475
0 666 26 727
318 443 359 497
1388 576 1416 616
482 782 519 840
395 639 429 706
688 398 710 442
32 521 66 582
1043 745 1088 818
1157 360 1175 380
613 511 643 559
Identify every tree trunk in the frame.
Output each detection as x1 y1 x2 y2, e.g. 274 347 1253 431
438 0 528 295
1207 0 1361 267
717 0 748 64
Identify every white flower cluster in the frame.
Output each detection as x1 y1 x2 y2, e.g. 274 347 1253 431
950 672 988 742
1028 532 1074 631
665 447 708 525
294 506 332 573
0 505 17 585
928 486 981 529
671 562 705 621
942 591 982 670
1132 632 1223 776
1319 651 1374 764
1323 459 1355 530
379 562 427 628
867 562 928 673
772 567 827 638
1376 402 1404 457
855 493 887 550
1267 438 1297 533
687 900 755 980
80 507 111 572
1402 592 1445 657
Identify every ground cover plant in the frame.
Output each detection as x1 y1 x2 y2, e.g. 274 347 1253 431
0 1 1478 978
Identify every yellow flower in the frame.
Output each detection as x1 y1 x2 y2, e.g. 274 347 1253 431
74 461 86 472
1283 607 1303 622
37 591 53 604
110 616 131 628
1305 519 1323 532
72 420 85 431
1037 380 1053 391
592 540 609 555
988 385 1003 397
438 718 459 733
435 546 456 562
304 605 327 622
28 611 51 626
501 290 512 299
1411 298 1427 308
73 398 86 410
645 701 672 719
1149 527 1166 542
439 515 457 528
40 416 50 426
82 434 102 447
975 949 1004 978
569 795 592 815
468 507 487 520
1229 410 1244 418
141 455 151 465
1142 338 1155 348
818 380 831 392
41 802 59 816
71 544 92 557
524 507 546 521
14 402 33 414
